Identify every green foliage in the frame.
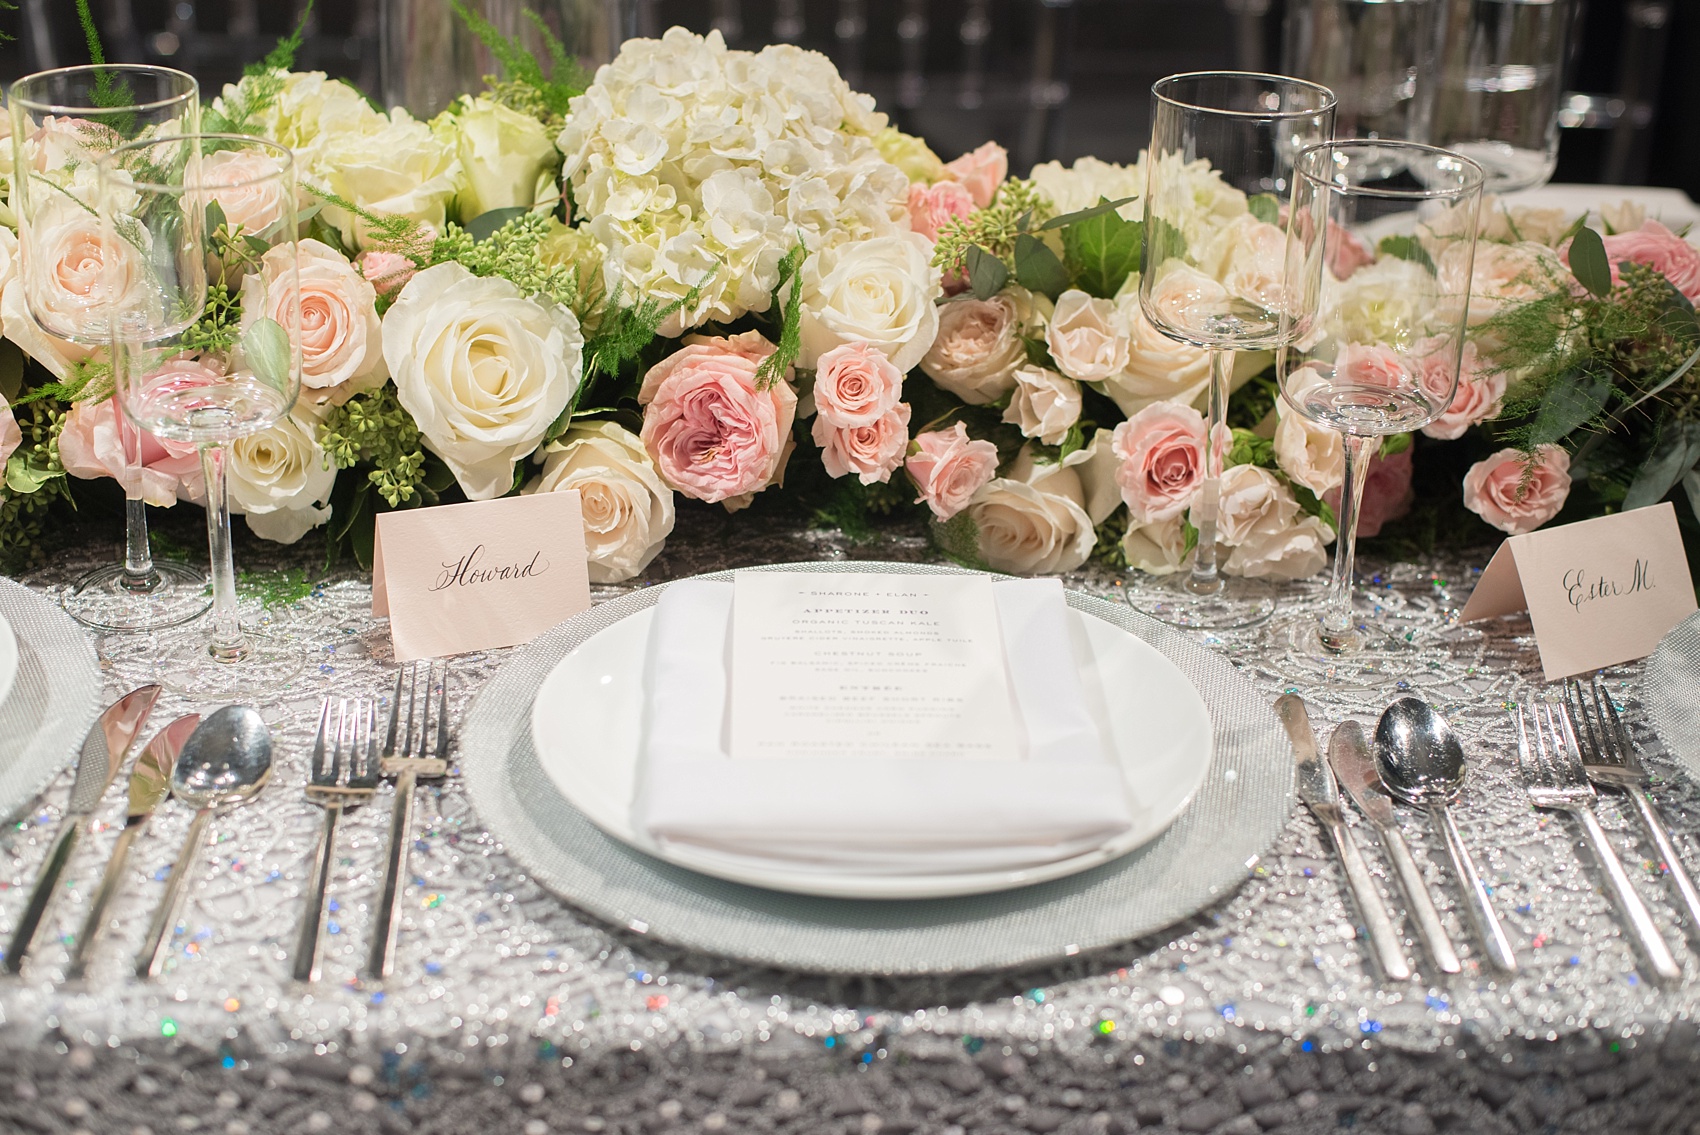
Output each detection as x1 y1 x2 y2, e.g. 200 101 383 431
433 211 580 310
201 3 314 135
1013 233 1068 299
1291 482 1337 532
1380 432 1413 458
0 402 70 572
929 509 992 571
1376 235 1435 274
319 386 430 508
73 0 133 111
12 357 114 408
450 0 588 127
178 284 243 357
1247 194 1280 226
965 245 1009 299
1226 427 1275 469
1144 217 1188 269
931 181 1050 277
1568 225 1612 297
1060 203 1143 298
580 273 714 391
1091 508 1129 570
756 242 806 390
811 477 913 542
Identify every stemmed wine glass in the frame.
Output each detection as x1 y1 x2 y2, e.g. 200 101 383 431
1128 72 1336 630
10 64 211 632
1278 139 1484 655
102 134 303 689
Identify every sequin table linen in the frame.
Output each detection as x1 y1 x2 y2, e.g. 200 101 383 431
2 513 1698 1135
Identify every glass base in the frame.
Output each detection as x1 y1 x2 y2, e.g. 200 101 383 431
1268 607 1483 692
1124 573 1277 631
104 619 308 702
63 560 212 633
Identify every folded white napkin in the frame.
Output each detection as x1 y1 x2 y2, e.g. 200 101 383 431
632 577 1135 876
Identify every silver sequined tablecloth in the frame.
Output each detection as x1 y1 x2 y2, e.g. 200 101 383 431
1 509 1699 1135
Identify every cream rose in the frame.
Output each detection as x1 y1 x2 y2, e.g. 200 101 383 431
968 462 1096 575
523 421 675 583
19 195 154 343
1439 240 1564 326
434 94 560 224
1273 396 1344 496
240 239 386 402
1104 273 1212 414
1196 213 1290 312
384 261 583 500
1046 289 1128 384
1003 365 1081 445
797 233 942 373
1215 463 1299 547
1122 515 1190 576
226 409 337 544
1224 514 1333 579
1144 261 1231 338
200 148 291 236
919 288 1041 405
314 108 462 250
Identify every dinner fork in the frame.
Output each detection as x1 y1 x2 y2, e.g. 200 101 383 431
1513 701 1682 981
292 698 379 983
367 660 451 981
1564 675 1700 940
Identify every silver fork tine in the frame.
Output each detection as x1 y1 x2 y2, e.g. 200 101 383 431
384 667 405 758
1514 704 1540 784
433 661 450 762
1594 677 1636 764
311 698 332 782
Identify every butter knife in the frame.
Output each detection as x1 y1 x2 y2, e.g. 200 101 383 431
1275 694 1411 981
65 713 199 981
4 684 161 973
1327 720 1462 975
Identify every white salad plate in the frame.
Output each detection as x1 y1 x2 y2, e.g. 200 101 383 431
0 608 18 711
529 600 1214 900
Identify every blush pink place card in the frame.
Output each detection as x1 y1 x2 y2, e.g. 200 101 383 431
1460 501 1697 680
372 492 592 662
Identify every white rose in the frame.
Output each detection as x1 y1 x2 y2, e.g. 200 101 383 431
523 421 675 583
1196 213 1290 312
1215 463 1300 547
1494 205 1573 247
384 261 583 500
798 233 941 372
1324 255 1437 345
1104 272 1212 414
1144 260 1231 340
1600 200 1647 235
434 94 560 224
226 409 337 544
240 238 386 402
1122 515 1189 576
1046 289 1128 383
1437 240 1564 326
215 70 382 160
1058 428 1123 525
967 447 1097 575
1003 365 1081 445
313 109 462 250
1272 398 1344 496
920 288 1043 405
1224 513 1333 579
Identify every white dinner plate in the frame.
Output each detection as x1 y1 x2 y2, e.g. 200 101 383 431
529 602 1214 900
0 608 18 710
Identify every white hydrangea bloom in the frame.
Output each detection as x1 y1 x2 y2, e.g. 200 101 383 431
1027 155 1148 221
559 27 910 333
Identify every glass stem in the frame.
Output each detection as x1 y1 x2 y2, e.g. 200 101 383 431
1319 433 1377 652
119 416 160 593
199 442 247 664
1186 348 1234 595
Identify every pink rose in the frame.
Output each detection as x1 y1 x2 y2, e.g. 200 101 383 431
1595 221 1700 303
1323 446 1413 539
357 250 417 297
906 179 976 244
638 334 797 505
198 149 292 236
242 238 385 400
1463 445 1571 535
1420 341 1505 440
942 142 1009 209
57 396 202 507
1111 402 1227 525
0 403 19 469
906 421 999 521
1328 220 1376 281
815 403 912 485
812 341 904 428
1336 342 1412 390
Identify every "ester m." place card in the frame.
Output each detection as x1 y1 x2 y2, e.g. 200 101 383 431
372 492 592 662
1459 501 1697 680
728 572 1021 762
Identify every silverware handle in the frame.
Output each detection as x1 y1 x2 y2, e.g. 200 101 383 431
291 806 342 984
137 808 213 980
1576 804 1682 982
367 767 419 980
1434 804 1517 973
1629 791 1700 937
4 817 82 973
66 823 142 980
1380 824 1462 975
1322 815 1411 981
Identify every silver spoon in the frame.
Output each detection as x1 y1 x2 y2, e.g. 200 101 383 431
136 706 273 980
1375 697 1517 974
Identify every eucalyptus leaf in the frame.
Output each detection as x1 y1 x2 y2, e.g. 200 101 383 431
203 198 227 237
1144 216 1187 269
1013 233 1069 299
0 340 24 402
1568 225 1613 296
1376 235 1436 274
1529 372 1612 446
1624 421 1700 511
5 455 62 495
1039 195 1138 232
239 316 293 392
965 245 1009 300
1248 193 1280 226
1684 469 1700 528
466 205 530 243
1060 210 1143 299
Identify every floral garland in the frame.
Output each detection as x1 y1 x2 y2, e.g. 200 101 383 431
2 13 1697 586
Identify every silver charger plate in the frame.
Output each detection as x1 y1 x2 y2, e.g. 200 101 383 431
0 577 103 823
1642 610 1700 777
460 562 1294 975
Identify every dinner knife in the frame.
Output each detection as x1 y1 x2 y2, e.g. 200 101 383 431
4 684 161 973
65 713 199 981
1327 720 1462 975
1275 694 1411 981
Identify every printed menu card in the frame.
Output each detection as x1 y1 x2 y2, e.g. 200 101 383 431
728 572 1021 762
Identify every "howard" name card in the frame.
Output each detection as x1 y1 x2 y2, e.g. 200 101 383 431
372 492 592 662
1460 501 1697 680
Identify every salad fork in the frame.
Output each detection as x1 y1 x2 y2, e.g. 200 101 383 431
292 698 379 983
368 660 451 981
1513 701 1682 982
1564 675 1700 940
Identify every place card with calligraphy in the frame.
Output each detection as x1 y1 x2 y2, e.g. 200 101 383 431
1459 501 1697 680
372 492 592 662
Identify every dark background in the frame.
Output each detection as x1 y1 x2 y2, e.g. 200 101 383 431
1 0 1694 195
